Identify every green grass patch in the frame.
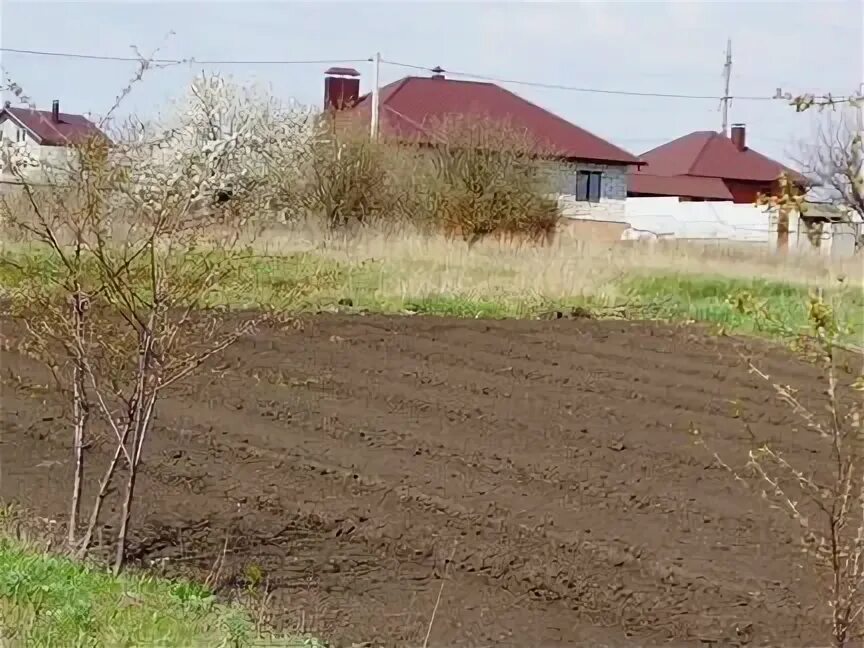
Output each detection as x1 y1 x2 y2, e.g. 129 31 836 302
618 273 864 339
201 252 383 310
0 245 384 312
0 538 319 647
3 244 862 341
392 294 533 318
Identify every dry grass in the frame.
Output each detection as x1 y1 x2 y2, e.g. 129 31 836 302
250 221 863 300
4 213 862 335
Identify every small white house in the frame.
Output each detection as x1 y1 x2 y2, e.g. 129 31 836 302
0 100 109 182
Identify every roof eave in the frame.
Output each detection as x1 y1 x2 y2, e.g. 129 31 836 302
629 190 733 201
562 155 641 167
713 173 811 186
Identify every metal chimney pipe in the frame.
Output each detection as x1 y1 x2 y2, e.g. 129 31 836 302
52 99 60 123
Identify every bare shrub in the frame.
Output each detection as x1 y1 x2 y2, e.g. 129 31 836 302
798 111 864 251
804 111 862 216
297 120 399 231
695 293 864 647
714 94 864 643
298 114 562 243
759 101 863 255
0 72 305 573
407 116 561 245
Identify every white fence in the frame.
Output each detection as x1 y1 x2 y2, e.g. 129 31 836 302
620 197 861 259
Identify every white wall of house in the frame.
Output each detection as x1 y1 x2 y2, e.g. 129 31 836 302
548 162 629 223
0 117 32 148
0 116 71 182
0 118 33 181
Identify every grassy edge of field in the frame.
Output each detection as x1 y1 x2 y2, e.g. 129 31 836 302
3 246 862 341
0 507 322 648
204 253 864 343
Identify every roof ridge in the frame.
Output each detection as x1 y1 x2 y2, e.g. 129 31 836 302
26 109 67 142
8 106 88 119
736 144 802 177
384 76 413 105
492 83 639 163
410 75 496 87
381 104 444 143
355 76 409 106
686 131 718 175
638 131 716 166
639 141 667 157
691 130 805 183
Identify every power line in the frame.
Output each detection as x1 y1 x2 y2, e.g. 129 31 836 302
383 59 862 105
4 46 858 106
381 58 778 102
0 46 369 66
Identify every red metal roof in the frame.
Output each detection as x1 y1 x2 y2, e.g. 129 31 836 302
2 107 109 147
348 76 640 165
635 131 806 184
628 173 733 200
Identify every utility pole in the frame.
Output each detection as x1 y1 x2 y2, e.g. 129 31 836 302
370 52 381 140
721 38 732 136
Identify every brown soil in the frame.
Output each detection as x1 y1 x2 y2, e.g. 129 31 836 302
0 314 842 646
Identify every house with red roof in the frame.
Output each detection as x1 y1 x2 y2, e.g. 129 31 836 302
628 125 808 203
322 67 642 223
0 100 109 179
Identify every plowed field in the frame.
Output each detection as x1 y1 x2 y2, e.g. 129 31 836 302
1 314 837 646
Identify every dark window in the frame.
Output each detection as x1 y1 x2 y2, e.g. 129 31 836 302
575 170 602 203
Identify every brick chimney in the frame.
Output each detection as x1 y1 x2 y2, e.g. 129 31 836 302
324 67 360 110
731 123 746 151
52 99 60 123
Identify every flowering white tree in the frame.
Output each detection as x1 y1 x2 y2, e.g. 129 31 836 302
143 73 320 220
1 71 316 572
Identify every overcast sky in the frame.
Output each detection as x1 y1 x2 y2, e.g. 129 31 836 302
1 0 862 167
